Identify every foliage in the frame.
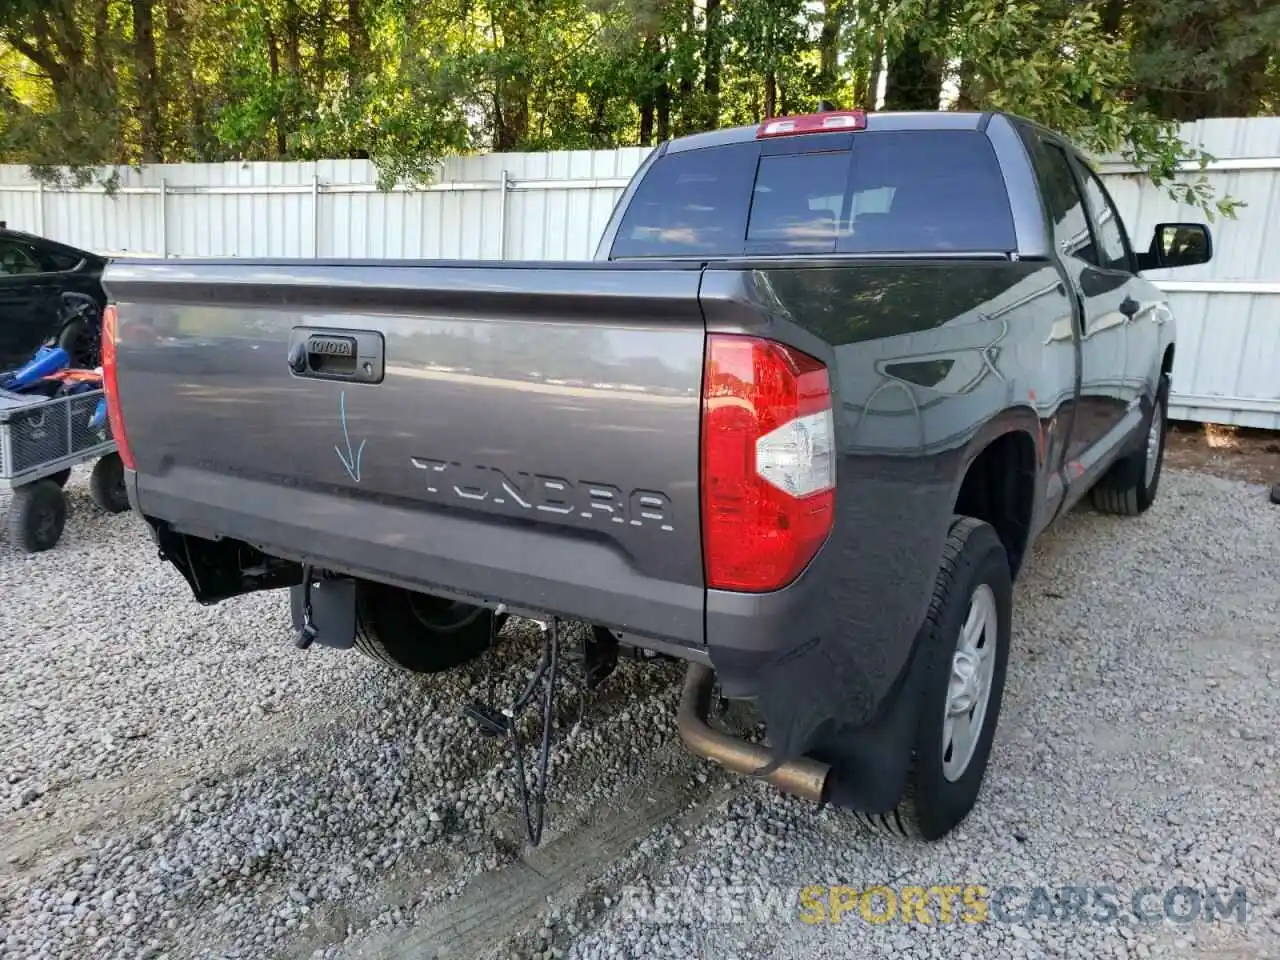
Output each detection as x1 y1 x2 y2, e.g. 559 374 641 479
1 0 1275 215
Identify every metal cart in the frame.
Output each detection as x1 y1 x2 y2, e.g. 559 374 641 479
0 388 129 553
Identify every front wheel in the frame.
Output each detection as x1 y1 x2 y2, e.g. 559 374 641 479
848 516 1012 840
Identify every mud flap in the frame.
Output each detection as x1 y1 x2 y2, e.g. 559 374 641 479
289 576 357 649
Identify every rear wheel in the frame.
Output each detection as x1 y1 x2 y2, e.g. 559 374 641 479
56 296 102 368
844 516 1012 840
354 582 496 674
1091 375 1169 516
89 453 130 514
6 480 67 553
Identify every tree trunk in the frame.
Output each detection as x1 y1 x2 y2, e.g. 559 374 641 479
955 59 979 110
347 0 366 90
87 0 127 162
163 0 204 160
764 71 777 118
280 0 302 156
677 72 693 136
703 0 722 129
488 0 531 151
315 0 331 90
818 0 842 97
495 76 529 150
639 101 654 145
865 30 885 109
267 29 286 157
588 88 609 146
883 34 941 110
1100 0 1126 37
132 0 162 163
283 1 302 79
657 82 671 141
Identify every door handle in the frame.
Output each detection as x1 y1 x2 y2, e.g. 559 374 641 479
287 327 385 384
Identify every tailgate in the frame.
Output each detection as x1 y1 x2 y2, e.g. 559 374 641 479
102 260 708 644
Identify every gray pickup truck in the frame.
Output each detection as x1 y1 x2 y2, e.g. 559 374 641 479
100 109 1212 842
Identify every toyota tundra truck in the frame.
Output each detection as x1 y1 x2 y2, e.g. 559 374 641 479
98 109 1213 841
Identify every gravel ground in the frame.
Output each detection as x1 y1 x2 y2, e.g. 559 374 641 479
2 467 1278 960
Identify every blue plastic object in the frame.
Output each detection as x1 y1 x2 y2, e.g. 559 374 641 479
1 345 70 391
89 397 108 430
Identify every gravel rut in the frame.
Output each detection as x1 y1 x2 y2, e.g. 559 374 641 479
1 468 1278 960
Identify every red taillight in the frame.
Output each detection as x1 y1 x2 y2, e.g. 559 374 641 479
756 109 867 138
701 335 836 592
100 304 135 470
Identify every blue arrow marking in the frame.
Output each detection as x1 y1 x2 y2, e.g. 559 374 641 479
335 390 366 483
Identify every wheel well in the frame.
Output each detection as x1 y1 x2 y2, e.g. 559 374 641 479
954 432 1036 579
1161 344 1175 376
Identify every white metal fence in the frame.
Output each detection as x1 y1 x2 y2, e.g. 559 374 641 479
2 118 1278 429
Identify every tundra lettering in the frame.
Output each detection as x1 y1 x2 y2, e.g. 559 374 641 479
409 457 674 531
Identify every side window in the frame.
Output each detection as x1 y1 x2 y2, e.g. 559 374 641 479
1027 139 1096 266
609 143 758 259
746 151 851 253
46 250 82 271
0 240 43 276
1076 165 1132 272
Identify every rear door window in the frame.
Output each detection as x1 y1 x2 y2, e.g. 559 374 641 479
609 129 1017 259
1026 138 1097 265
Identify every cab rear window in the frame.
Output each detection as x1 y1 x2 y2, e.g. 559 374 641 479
609 130 1017 259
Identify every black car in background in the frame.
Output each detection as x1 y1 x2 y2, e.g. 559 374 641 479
0 222 107 370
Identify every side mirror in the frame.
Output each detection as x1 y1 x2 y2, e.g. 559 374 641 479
1137 222 1213 271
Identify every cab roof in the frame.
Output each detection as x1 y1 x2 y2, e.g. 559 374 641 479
665 110 997 154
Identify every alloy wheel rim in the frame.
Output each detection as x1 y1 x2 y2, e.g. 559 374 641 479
1144 400 1163 488
942 583 998 782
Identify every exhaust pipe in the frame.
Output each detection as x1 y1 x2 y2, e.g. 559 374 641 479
677 662 830 803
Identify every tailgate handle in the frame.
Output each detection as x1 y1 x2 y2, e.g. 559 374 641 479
287 327 385 384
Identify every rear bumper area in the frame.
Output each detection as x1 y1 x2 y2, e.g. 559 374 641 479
128 467 921 811
131 467 705 649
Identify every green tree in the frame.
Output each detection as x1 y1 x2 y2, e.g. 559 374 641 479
1 0 1274 214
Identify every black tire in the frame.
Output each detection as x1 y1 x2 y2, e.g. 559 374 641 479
56 297 102 368
1270 483 1280 506
48 469 72 488
850 516 1012 841
89 453 130 514
1091 374 1169 516
354 581 495 674
6 480 67 553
